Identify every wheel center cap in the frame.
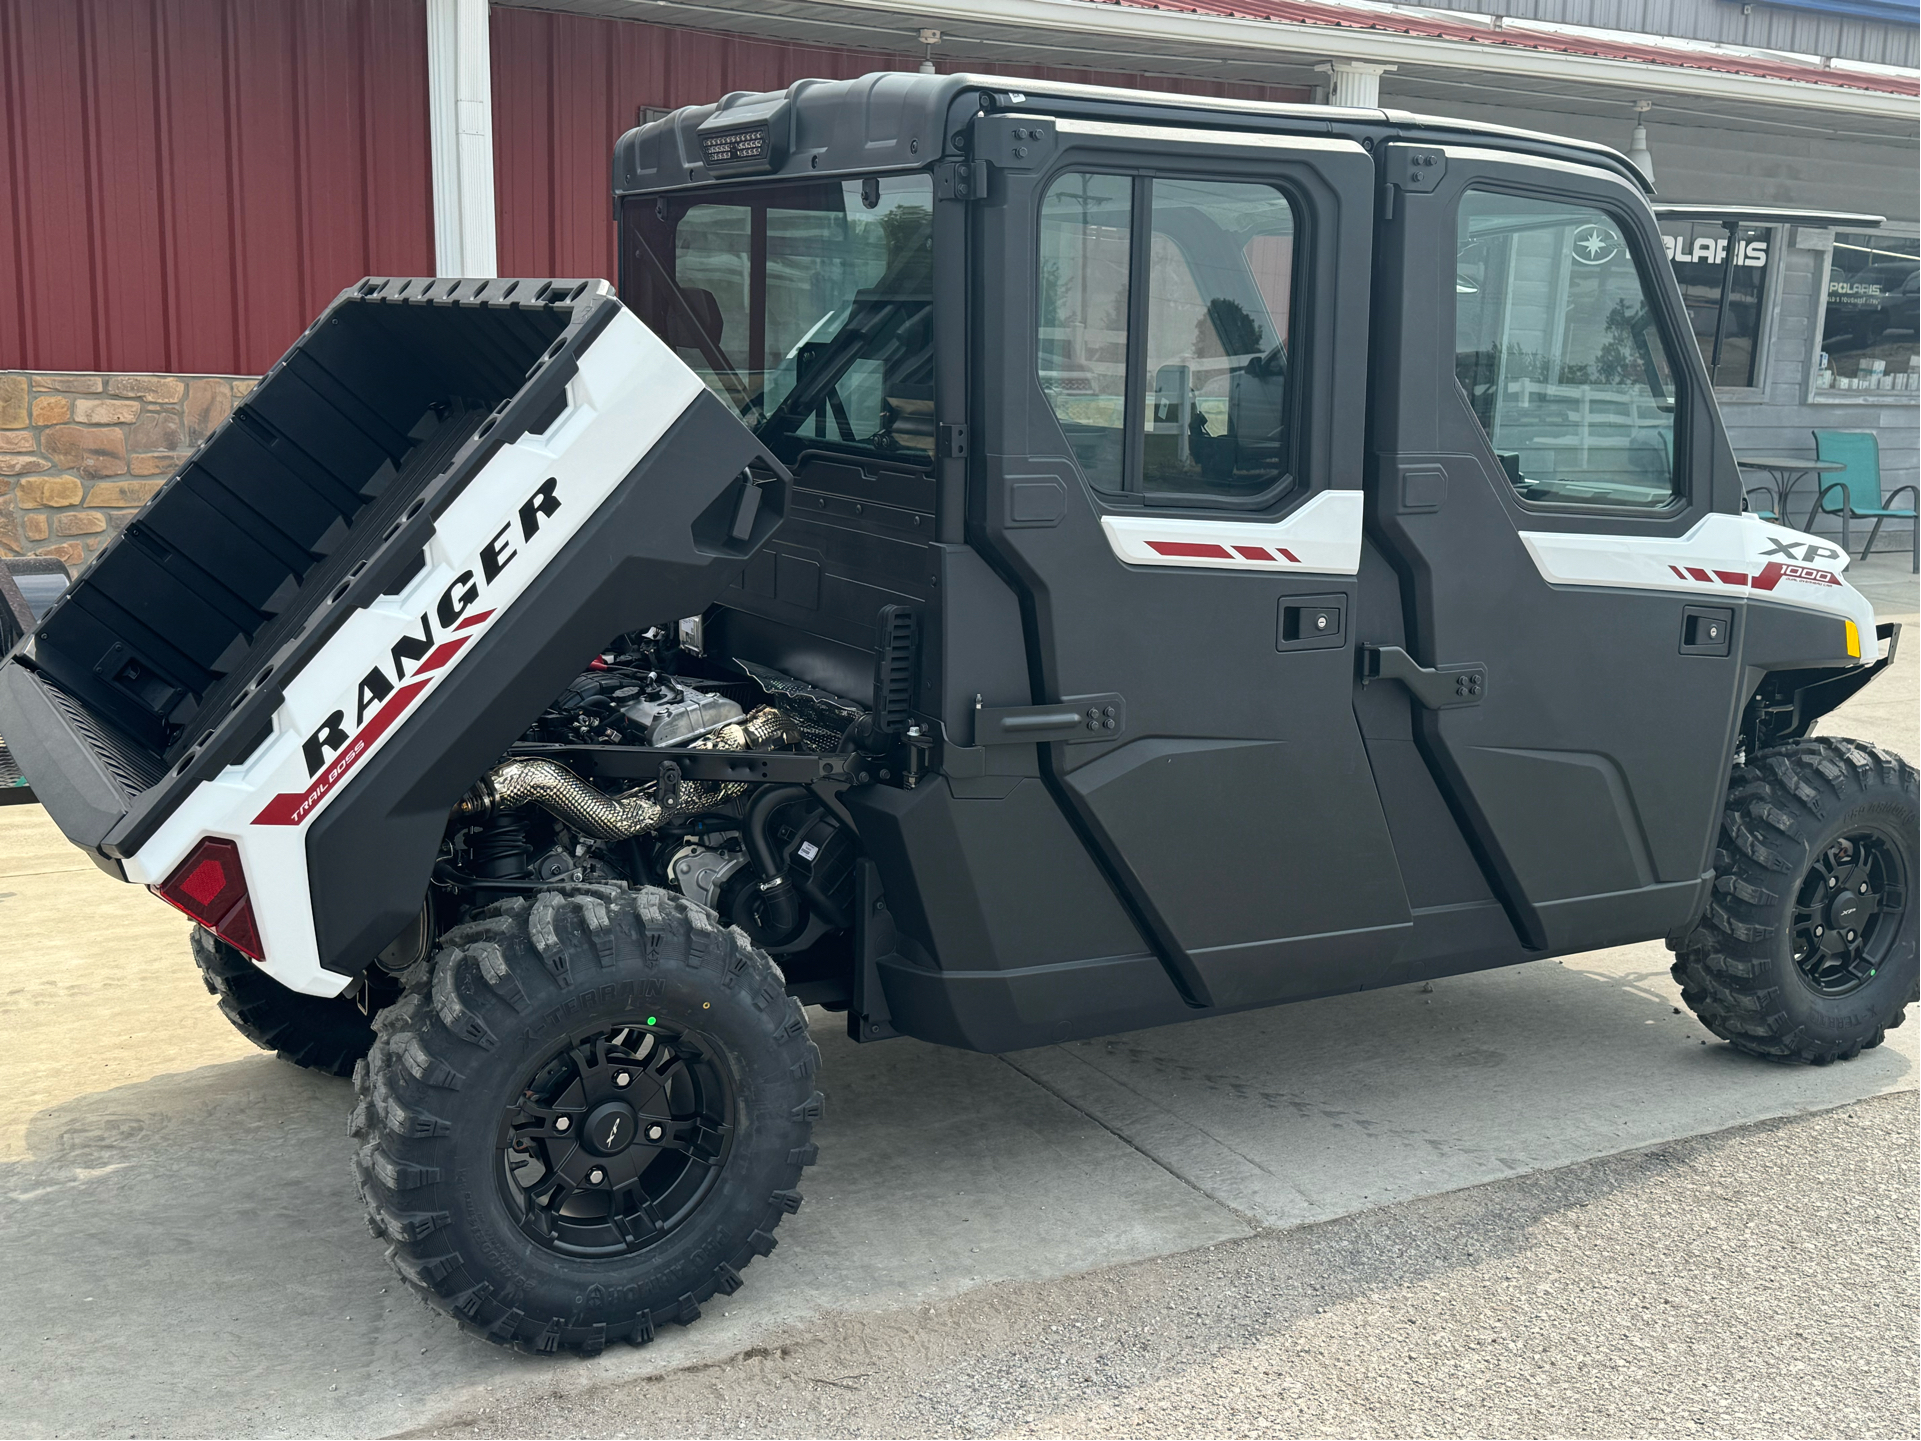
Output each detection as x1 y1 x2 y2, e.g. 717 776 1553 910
583 1099 639 1156
1830 892 1867 929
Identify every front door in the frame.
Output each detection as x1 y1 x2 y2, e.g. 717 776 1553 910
969 113 1411 1010
1368 143 1747 953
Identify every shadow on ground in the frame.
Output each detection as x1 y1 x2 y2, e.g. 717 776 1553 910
3 948 1911 1438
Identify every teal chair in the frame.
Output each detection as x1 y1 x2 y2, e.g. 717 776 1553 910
1808 429 1918 573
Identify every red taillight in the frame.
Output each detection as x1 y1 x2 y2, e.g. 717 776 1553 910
152 837 265 961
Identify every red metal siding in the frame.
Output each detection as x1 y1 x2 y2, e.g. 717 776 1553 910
0 0 433 376
490 7 1312 283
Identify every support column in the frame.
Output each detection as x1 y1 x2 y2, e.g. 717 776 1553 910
427 0 497 278
1315 61 1394 109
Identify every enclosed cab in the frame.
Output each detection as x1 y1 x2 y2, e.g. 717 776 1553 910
0 73 1909 1356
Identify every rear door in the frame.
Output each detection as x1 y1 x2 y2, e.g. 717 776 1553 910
1369 143 1746 953
969 113 1412 1010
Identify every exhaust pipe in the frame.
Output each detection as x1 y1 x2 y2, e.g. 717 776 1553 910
456 758 666 841
455 706 792 840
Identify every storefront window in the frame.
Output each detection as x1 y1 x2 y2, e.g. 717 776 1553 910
1661 222 1772 389
1816 232 1920 396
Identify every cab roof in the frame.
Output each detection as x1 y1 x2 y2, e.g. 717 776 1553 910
612 69 1652 199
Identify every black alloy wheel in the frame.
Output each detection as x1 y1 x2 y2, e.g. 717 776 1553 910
1672 737 1919 1065
500 1023 735 1257
1792 830 1908 998
351 885 821 1355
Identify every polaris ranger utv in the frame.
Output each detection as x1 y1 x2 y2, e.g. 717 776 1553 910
2 72 1912 1356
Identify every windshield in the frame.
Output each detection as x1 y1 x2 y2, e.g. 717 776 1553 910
620 174 935 467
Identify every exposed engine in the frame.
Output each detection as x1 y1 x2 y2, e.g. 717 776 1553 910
424 629 866 992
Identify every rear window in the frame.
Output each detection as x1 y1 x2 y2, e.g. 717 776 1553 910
621 175 935 468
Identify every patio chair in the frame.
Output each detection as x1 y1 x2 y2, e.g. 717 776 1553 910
1808 429 1918 573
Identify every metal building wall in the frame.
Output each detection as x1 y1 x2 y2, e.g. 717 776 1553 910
0 0 433 376
489 5 1311 281
1416 0 1920 68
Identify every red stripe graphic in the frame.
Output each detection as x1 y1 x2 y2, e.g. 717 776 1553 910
456 609 495 631
1664 561 1843 591
1147 541 1234 560
251 629 484 828
1144 540 1303 564
252 679 432 827
415 634 473 676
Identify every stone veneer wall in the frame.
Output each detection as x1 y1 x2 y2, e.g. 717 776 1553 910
0 371 258 569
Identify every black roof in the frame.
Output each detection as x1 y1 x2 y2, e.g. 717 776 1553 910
612 70 1652 200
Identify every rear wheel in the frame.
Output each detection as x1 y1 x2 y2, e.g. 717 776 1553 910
1671 737 1918 1064
192 927 389 1077
349 885 820 1354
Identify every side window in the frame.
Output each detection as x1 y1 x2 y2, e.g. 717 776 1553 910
1455 190 1681 510
1039 174 1133 484
1038 172 1299 503
1142 179 1296 497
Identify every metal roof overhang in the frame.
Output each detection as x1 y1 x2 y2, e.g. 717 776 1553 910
505 0 1921 130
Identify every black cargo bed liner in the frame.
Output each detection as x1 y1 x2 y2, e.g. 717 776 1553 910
2 277 621 857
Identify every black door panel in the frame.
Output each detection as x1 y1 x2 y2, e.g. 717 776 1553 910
1368 145 1740 953
1066 731 1412 1005
1454 747 1655 897
970 120 1412 1009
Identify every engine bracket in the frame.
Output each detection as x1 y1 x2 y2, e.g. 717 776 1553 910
506 743 856 785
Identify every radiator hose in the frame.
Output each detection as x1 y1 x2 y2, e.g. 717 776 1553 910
743 784 809 935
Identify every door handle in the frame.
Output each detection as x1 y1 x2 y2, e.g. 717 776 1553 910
1360 645 1486 709
973 693 1125 746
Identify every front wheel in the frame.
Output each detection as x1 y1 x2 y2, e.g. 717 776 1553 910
1672 737 1918 1065
349 885 821 1354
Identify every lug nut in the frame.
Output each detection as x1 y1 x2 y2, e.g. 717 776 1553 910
1847 931 1857 943
587 1167 606 1185
646 1124 664 1143
1828 876 1838 889
555 1115 572 1132
614 1071 631 1088
1814 926 1824 937
1860 882 1870 894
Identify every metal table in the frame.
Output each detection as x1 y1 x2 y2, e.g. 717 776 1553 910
1736 455 1847 526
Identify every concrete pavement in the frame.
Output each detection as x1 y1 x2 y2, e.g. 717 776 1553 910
415 1093 1920 1440
0 553 1912 1438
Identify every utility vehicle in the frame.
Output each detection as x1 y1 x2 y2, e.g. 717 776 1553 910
2 73 1912 1356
